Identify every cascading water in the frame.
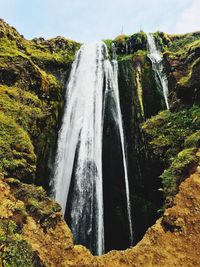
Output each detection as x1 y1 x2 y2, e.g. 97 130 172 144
147 33 169 109
53 41 133 255
104 56 134 246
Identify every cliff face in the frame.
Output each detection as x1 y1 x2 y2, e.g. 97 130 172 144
0 19 80 188
96 151 200 267
0 177 93 267
0 151 199 266
0 19 200 266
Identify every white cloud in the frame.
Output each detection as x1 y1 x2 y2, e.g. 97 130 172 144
175 0 200 33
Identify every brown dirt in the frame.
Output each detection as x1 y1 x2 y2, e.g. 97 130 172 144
0 152 199 266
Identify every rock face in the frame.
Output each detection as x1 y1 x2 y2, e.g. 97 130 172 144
95 151 200 266
0 19 80 188
0 178 93 267
0 152 199 266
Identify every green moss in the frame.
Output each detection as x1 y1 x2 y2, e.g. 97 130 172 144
178 56 200 87
135 65 144 116
0 85 45 134
126 31 147 49
103 39 113 49
22 37 80 69
0 111 36 181
143 106 200 206
118 50 147 62
0 19 80 68
0 23 72 184
153 31 172 51
161 148 198 206
0 218 42 267
6 179 61 230
2 240 40 267
114 34 127 45
142 106 200 164
184 131 200 148
0 37 27 58
167 33 200 53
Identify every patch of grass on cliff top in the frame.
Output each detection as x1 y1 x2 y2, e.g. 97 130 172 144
167 32 200 53
24 37 80 65
0 37 28 59
0 27 80 67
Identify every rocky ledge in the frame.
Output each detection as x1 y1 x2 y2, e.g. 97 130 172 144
0 150 199 266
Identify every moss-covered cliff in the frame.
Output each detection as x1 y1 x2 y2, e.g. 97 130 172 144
103 29 200 253
0 18 200 266
0 19 80 187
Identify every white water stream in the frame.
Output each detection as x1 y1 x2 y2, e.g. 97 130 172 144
53 42 133 255
147 33 169 109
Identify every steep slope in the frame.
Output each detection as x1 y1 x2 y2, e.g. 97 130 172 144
0 19 80 188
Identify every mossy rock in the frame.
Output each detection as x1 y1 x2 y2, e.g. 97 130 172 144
142 106 200 165
161 148 198 207
0 112 36 182
184 131 200 148
0 19 80 186
6 178 62 231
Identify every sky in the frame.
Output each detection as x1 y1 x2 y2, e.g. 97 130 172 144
0 0 200 42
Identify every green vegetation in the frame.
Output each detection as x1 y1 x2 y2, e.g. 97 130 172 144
1 240 40 267
161 148 198 206
0 19 80 183
167 32 200 53
118 49 147 62
184 131 200 148
154 31 200 92
114 34 127 45
0 19 80 67
113 31 147 58
0 177 56 266
142 106 200 163
6 178 61 230
0 111 36 182
0 85 45 134
0 191 41 267
24 37 80 68
142 106 200 206
153 31 172 51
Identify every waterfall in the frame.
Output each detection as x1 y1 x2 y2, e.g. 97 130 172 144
147 33 169 109
53 41 133 255
111 59 134 246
